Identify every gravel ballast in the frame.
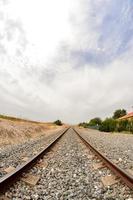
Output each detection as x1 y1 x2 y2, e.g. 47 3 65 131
77 127 133 172
0 128 64 177
3 128 133 199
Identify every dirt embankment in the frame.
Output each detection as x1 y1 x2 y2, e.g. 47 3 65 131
0 118 63 147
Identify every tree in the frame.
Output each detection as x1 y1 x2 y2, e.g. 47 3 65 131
54 120 62 126
113 109 127 119
88 117 102 126
78 122 89 128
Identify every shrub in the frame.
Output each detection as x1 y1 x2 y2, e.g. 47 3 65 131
88 117 102 130
54 120 62 126
99 118 117 132
99 118 133 133
88 117 102 126
116 120 128 132
126 120 133 133
78 122 89 128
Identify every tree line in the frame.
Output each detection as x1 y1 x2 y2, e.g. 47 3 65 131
79 109 133 133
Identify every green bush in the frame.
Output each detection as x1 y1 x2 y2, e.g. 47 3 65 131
78 122 89 128
99 118 117 132
88 117 102 126
99 118 133 133
54 120 62 126
116 120 128 132
79 110 133 134
126 121 133 133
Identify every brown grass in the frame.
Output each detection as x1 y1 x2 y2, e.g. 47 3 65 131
0 116 62 147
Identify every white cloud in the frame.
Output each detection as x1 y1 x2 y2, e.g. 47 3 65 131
5 0 73 63
0 0 133 123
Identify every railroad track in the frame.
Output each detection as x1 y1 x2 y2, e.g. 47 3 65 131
73 128 133 190
0 127 69 192
0 127 132 197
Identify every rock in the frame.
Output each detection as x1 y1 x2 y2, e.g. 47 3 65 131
118 158 122 162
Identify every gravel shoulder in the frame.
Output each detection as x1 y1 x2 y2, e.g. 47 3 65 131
77 127 133 172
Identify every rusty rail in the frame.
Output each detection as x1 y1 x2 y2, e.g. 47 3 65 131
73 128 133 190
0 127 69 192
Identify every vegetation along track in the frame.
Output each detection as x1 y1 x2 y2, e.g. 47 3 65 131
73 127 133 190
0 127 69 192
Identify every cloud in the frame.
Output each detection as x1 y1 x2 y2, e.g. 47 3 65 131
0 0 133 123
0 2 27 59
62 0 133 67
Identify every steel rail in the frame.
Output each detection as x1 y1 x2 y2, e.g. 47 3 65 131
0 127 69 192
73 128 133 190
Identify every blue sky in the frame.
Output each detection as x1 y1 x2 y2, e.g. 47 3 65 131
0 0 133 123
69 0 133 66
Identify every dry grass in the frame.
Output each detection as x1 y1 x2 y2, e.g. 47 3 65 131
0 116 62 147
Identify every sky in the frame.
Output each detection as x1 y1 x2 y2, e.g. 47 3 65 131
0 0 133 123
